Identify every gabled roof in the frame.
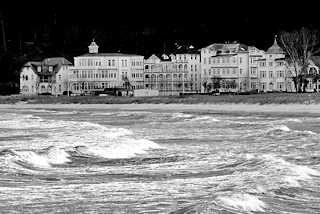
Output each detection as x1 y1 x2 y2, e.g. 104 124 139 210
22 57 72 75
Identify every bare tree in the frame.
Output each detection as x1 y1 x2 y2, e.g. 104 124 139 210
279 27 320 92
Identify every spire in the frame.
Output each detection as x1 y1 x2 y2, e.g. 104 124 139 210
266 35 284 54
274 35 278 46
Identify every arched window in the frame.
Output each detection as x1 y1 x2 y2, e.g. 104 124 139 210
178 64 183 71
184 64 187 71
145 65 149 69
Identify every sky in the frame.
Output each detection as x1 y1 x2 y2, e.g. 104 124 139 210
1 1 320 55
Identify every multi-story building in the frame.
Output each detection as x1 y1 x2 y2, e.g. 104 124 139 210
144 54 188 96
171 50 201 93
144 49 201 96
20 57 72 95
256 36 287 92
201 42 263 93
69 40 144 95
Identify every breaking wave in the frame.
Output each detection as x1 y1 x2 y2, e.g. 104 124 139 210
74 139 161 159
188 115 220 122
262 154 320 187
217 193 266 212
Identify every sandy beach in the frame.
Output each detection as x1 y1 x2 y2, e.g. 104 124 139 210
1 103 320 115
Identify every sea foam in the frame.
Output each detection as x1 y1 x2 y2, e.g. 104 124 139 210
217 193 266 212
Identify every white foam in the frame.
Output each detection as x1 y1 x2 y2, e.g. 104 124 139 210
217 193 266 212
286 118 302 123
14 151 51 168
77 138 161 159
270 125 291 132
90 112 114 116
262 154 320 187
45 147 71 165
172 113 194 119
188 116 220 122
301 130 317 135
245 154 255 159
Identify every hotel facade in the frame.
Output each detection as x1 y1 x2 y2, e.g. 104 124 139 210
69 40 144 95
144 50 201 96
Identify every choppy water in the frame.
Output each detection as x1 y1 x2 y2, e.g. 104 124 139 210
0 107 319 213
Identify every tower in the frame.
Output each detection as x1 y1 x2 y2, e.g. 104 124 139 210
88 39 99 54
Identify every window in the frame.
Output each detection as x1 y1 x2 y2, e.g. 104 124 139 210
37 66 41 72
58 75 62 80
269 71 273 78
49 66 53 72
112 60 115 66
260 71 266 78
269 62 273 67
59 85 62 92
239 57 242 63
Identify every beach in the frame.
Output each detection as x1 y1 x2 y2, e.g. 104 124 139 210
1 103 320 115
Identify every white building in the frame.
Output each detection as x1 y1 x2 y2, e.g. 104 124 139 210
20 57 72 95
201 42 264 93
256 36 287 92
171 49 201 93
69 40 144 95
144 50 201 96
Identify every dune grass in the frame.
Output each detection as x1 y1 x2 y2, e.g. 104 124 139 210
1 93 320 105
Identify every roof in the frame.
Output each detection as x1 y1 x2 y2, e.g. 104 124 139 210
266 36 285 54
79 53 143 57
203 43 249 53
22 57 72 75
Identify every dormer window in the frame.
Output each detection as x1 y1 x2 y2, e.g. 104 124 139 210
37 66 41 72
49 66 53 72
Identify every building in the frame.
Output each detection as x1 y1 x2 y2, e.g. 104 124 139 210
20 57 72 95
69 40 144 95
144 49 201 96
201 42 264 93
256 36 287 92
171 48 201 93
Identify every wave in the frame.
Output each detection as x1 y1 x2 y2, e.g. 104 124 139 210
217 193 266 212
0 147 71 169
75 139 161 159
188 115 220 122
271 125 291 132
172 113 194 119
90 112 115 116
262 154 320 187
285 118 302 123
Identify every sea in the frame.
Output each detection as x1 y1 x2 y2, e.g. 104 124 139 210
0 107 319 213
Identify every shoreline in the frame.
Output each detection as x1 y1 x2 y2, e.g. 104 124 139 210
1 103 320 114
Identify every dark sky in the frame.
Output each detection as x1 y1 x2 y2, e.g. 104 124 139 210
1 1 320 55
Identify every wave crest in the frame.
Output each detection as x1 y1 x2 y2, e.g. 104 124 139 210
217 193 266 212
